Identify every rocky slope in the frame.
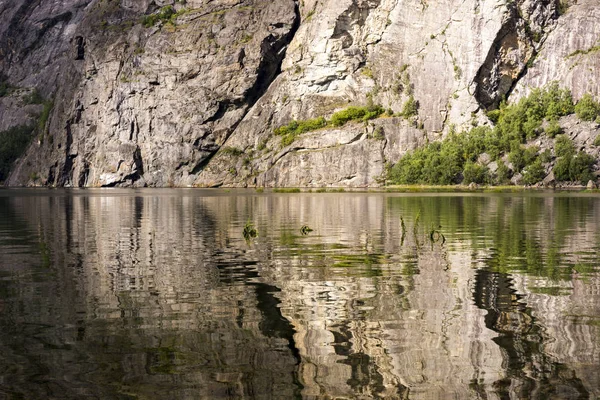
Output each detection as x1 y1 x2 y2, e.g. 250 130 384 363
0 0 599 187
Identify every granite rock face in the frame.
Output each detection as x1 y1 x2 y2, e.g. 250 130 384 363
3 0 299 187
1 0 599 187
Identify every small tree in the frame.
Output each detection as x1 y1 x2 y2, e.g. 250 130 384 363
575 93 600 121
523 160 545 185
463 161 489 184
401 95 418 119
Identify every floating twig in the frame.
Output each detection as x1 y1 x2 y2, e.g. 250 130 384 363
300 225 313 235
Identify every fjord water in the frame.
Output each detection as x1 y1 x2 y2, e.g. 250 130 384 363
0 189 599 399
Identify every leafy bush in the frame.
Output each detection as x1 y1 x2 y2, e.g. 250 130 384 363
541 82 575 119
545 119 562 138
275 116 327 146
463 161 489 184
553 155 571 181
23 89 44 105
274 116 326 136
508 143 525 172
38 101 53 131
523 146 538 165
274 105 384 146
142 6 176 27
553 151 595 183
387 83 584 186
0 125 35 182
494 83 574 146
522 159 546 185
569 152 595 183
388 136 465 185
554 134 575 157
594 135 600 147
575 93 600 121
495 161 511 184
401 95 418 118
330 105 383 126
539 149 552 163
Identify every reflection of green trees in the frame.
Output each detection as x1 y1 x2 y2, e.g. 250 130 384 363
387 195 600 281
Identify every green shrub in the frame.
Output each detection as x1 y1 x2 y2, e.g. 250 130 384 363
142 5 176 27
401 95 418 118
463 161 489 184
388 151 424 184
507 144 539 174
257 137 268 151
23 89 44 105
553 155 571 181
508 143 525 172
221 146 244 156
555 134 575 157
523 146 539 166
0 125 35 182
281 134 295 147
553 151 595 183
330 105 383 126
486 109 501 124
569 152 595 183
541 82 575 119
545 119 562 137
274 116 326 135
275 116 327 146
522 159 546 185
386 83 587 186
495 161 511 184
539 149 552 163
388 140 463 185
575 93 600 121
594 135 600 147
494 83 574 145
274 104 384 146
38 101 54 131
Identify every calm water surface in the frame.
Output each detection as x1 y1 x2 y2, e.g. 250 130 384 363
0 189 599 399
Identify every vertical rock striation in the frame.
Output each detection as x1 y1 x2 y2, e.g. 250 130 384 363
0 0 598 187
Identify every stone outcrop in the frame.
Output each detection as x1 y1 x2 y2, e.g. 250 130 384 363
3 0 299 187
0 0 599 187
512 0 600 101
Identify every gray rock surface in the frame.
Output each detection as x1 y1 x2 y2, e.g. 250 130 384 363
0 0 599 187
512 0 600 101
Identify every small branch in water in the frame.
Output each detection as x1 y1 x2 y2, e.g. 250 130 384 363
243 220 257 241
300 225 313 235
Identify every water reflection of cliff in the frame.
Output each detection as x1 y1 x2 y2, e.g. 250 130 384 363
0 191 598 399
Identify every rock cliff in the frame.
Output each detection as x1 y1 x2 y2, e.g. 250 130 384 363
0 0 599 187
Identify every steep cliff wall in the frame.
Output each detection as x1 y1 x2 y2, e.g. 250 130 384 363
1 0 599 187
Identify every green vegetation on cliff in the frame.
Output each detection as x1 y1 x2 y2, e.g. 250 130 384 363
0 98 53 183
0 125 35 182
0 74 13 97
141 6 177 27
388 84 598 186
574 93 600 121
274 105 385 146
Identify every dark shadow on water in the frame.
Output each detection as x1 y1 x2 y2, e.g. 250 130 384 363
215 261 304 398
